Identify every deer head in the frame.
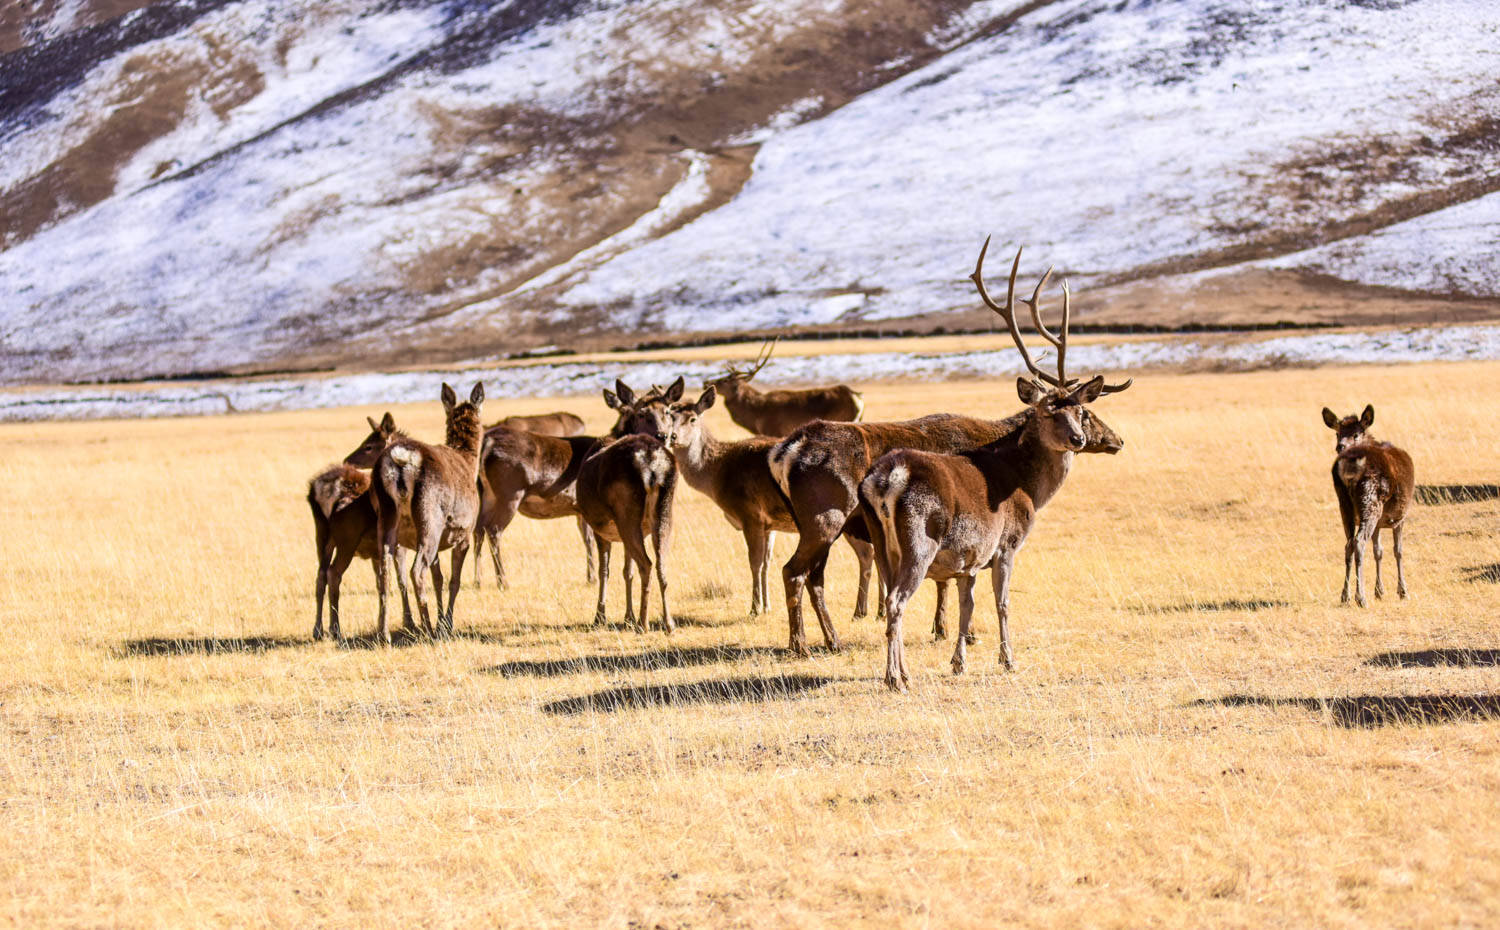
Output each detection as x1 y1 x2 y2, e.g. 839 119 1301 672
972 237 1131 453
703 338 778 394
1322 404 1374 452
604 376 683 440
664 386 718 451
441 382 485 454
344 411 399 466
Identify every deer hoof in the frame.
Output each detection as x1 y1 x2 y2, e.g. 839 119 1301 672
964 632 978 646
312 626 324 642
951 658 966 675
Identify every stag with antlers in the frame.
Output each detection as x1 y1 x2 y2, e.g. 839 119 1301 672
705 338 866 437
767 241 1131 657
859 240 1130 690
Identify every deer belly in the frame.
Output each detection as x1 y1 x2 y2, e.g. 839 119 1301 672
520 494 577 520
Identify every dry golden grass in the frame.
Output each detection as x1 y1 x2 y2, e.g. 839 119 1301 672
2 363 1499 928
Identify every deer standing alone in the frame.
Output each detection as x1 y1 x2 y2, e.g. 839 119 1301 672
860 244 1129 691
767 241 1129 657
574 379 680 632
372 382 485 644
1322 405 1413 606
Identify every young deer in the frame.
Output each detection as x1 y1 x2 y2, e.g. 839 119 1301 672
1322 405 1414 606
664 385 889 616
308 413 414 641
704 338 865 436
372 382 485 643
575 379 680 632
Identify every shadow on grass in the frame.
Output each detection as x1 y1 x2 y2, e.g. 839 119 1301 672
481 644 780 678
1366 649 1500 668
1463 564 1500 584
542 674 834 716
1191 693 1500 728
1415 483 1500 505
1132 598 1290 614
119 636 306 657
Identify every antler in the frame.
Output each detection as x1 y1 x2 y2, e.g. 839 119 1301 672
745 336 779 381
970 236 1133 395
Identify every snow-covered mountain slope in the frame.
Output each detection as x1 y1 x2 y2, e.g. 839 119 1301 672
1 0 1497 386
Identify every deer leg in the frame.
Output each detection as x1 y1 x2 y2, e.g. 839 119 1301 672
374 497 399 647
846 535 874 620
621 557 638 630
313 523 332 641
592 537 612 625
807 550 841 653
1372 527 1385 599
1341 533 1356 605
471 522 485 590
483 492 521 590
1335 474 1356 604
882 559 929 694
579 517 598 584
746 528 769 616
1351 488 1380 608
951 574 977 675
651 479 675 634
445 538 468 636
428 560 446 636
992 549 1018 671
782 536 832 657
1393 522 1409 599
409 539 439 637
619 524 653 634
932 578 951 641
394 546 416 632
327 542 358 644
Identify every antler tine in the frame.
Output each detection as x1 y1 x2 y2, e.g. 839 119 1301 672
970 237 1064 388
747 336 779 380
1098 377 1133 394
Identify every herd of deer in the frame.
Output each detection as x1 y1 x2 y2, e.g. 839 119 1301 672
307 242 1416 692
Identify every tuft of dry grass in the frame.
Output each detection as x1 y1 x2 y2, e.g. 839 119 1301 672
1 364 1498 928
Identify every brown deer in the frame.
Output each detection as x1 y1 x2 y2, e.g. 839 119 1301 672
372 383 485 644
704 338 865 436
860 256 1129 690
488 411 586 436
767 240 1130 657
309 413 413 641
1322 405 1414 606
664 385 890 616
574 379 680 632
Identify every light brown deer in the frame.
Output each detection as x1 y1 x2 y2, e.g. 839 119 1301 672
704 338 865 436
372 382 485 644
575 379 680 632
488 411 586 436
308 413 415 641
1322 405 1414 606
664 385 889 616
767 240 1129 657
860 250 1129 691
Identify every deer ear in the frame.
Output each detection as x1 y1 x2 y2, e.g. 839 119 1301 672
695 386 717 413
1321 407 1339 429
1071 375 1104 404
602 389 620 410
1360 404 1374 428
441 383 457 411
1016 377 1044 405
380 412 396 432
615 379 637 407
665 376 685 403
469 382 484 407
367 415 380 432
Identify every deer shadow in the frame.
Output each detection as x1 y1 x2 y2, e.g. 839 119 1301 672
481 644 780 679
119 636 306 657
541 674 835 716
1132 598 1290 614
1414 484 1500 505
335 627 507 649
1463 564 1500 584
1191 693 1500 728
1365 649 1500 668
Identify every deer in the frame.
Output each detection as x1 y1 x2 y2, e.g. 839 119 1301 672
487 411 586 436
704 338 865 436
860 249 1130 691
767 239 1129 658
573 378 681 632
308 413 414 642
1321 405 1414 606
371 382 485 644
663 385 903 616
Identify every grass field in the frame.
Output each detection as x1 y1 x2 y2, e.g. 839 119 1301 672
2 362 1498 928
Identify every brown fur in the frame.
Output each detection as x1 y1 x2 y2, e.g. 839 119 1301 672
371 382 485 643
859 378 1124 691
1323 405 1414 605
704 376 865 437
487 411 586 437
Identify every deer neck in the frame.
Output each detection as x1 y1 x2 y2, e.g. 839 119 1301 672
1012 413 1073 510
673 426 728 492
446 416 483 463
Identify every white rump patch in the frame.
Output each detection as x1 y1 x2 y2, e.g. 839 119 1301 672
851 392 866 422
390 446 422 469
769 438 801 495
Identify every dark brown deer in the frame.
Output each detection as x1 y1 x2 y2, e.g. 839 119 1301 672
575 379 680 632
372 383 485 644
1322 405 1414 606
488 411 586 436
309 413 413 641
704 338 865 436
768 240 1130 657
860 256 1129 689
664 385 888 616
